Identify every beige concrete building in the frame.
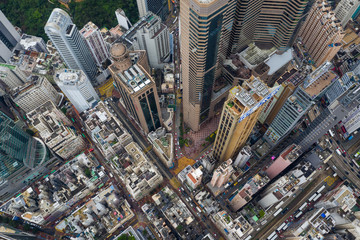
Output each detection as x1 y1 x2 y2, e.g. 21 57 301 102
109 43 162 134
12 75 62 113
212 77 277 162
180 0 237 131
229 0 307 53
299 0 345 67
27 101 86 159
210 158 234 188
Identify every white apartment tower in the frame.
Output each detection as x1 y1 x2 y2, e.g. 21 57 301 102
334 0 360 27
115 9 132 30
0 10 21 63
0 63 27 95
80 22 110 66
45 8 98 84
134 13 170 69
11 75 62 113
54 69 99 113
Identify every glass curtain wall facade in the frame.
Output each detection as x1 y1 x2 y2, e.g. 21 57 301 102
180 0 236 131
0 112 49 184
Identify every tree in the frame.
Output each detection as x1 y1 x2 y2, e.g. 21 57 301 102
84 167 92 178
117 234 136 240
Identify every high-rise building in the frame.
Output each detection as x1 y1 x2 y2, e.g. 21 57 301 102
265 144 300 179
233 146 252 168
54 69 99 113
265 87 313 145
11 75 62 113
334 0 360 27
19 34 48 53
180 0 237 131
45 8 98 84
0 111 49 199
80 22 110 66
0 10 21 63
0 63 27 95
213 77 279 162
136 0 169 21
109 43 162 133
258 82 296 127
299 0 344 67
210 159 234 188
115 9 132 30
27 101 86 159
120 12 171 69
229 0 308 53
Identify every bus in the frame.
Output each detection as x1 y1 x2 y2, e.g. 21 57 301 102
313 193 322 201
283 224 288 231
329 130 335 137
295 211 303 219
354 150 360 158
352 159 360 168
274 208 282 217
299 202 307 211
275 201 284 210
317 185 326 193
267 232 277 240
244 236 252 240
277 223 286 232
308 193 318 202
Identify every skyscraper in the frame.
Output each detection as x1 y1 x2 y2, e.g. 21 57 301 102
0 10 21 63
54 69 99 113
80 22 110 66
213 77 279 162
109 43 163 134
0 111 49 190
136 0 169 21
265 87 313 145
11 75 62 113
229 0 308 53
180 0 237 131
131 13 171 69
45 8 98 84
299 0 344 66
334 0 360 27
0 63 27 96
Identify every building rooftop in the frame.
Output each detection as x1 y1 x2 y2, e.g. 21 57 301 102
303 62 338 98
239 43 277 69
265 48 293 75
116 64 151 92
56 69 87 85
80 21 99 38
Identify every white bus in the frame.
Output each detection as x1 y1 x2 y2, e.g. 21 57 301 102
277 223 286 232
275 201 284 210
317 185 326 193
267 232 277 240
313 193 322 201
299 202 307 211
329 130 335 137
295 211 303 218
274 208 282 217
270 235 278 240
283 224 288 231
244 236 252 240
352 159 360 168
308 193 317 202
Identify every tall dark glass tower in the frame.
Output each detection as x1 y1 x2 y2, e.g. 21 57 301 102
0 111 49 185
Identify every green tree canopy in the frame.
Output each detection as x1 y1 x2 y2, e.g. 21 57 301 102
0 0 138 41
